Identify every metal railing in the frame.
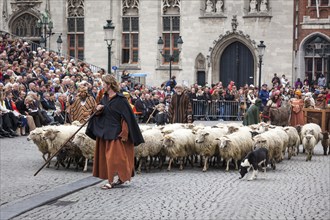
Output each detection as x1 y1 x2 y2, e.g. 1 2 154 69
192 100 244 121
0 30 103 73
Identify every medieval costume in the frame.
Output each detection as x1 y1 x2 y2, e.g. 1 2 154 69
70 86 96 123
86 74 144 190
243 99 262 126
168 85 192 123
290 90 304 127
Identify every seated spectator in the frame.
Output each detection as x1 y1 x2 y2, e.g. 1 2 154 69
0 91 19 136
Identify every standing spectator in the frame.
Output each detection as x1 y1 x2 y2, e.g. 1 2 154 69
318 74 326 88
259 84 269 111
281 74 288 87
271 73 280 86
290 90 304 126
165 76 177 92
168 85 192 123
294 78 303 89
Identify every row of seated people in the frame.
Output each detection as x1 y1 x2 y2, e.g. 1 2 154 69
0 90 70 138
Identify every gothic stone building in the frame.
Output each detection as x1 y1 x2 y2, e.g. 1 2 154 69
1 0 329 88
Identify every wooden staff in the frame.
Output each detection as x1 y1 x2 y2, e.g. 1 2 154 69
34 111 96 176
146 106 158 124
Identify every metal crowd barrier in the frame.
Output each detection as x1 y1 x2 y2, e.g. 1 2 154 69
192 100 244 121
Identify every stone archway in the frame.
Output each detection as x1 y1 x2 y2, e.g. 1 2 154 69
8 9 42 39
209 31 258 87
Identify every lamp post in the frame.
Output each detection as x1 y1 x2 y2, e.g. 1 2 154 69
158 36 183 80
257 40 266 89
103 20 115 74
56 33 63 54
36 12 53 49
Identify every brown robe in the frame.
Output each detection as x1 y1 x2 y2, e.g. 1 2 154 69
168 92 192 123
290 98 304 127
70 96 96 123
93 119 135 183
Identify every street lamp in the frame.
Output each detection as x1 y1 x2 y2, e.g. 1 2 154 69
103 20 115 74
158 35 183 80
257 40 266 89
56 33 63 54
36 12 53 49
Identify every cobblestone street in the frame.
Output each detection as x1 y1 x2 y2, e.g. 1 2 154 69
1 122 330 220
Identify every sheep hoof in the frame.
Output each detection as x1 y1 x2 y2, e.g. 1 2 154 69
202 168 207 172
137 171 141 174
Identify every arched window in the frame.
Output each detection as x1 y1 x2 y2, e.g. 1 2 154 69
67 0 85 60
12 13 41 37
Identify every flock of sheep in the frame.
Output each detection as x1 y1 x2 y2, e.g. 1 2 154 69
27 121 330 174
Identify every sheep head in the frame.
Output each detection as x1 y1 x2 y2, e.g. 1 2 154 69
162 135 175 148
195 131 209 144
43 128 60 141
218 137 231 149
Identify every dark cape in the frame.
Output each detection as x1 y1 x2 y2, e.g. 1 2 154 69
86 93 144 146
168 92 192 123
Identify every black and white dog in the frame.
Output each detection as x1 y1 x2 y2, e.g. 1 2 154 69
239 147 269 181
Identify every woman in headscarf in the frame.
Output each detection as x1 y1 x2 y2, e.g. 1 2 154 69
290 90 304 126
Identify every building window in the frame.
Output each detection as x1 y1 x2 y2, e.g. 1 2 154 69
67 17 84 60
122 17 139 64
67 0 84 60
310 0 329 6
161 16 180 64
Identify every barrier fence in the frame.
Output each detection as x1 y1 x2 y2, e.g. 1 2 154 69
192 100 244 121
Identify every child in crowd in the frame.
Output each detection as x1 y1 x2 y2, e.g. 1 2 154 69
154 104 168 126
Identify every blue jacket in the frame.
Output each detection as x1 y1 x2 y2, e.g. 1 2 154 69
259 90 269 106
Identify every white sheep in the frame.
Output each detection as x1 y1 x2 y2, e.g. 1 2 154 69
72 131 95 172
271 127 289 160
160 123 186 135
300 123 322 146
216 130 253 172
135 128 164 174
162 128 196 171
302 134 317 161
283 126 301 159
43 125 81 155
194 127 226 172
253 130 284 170
27 127 50 163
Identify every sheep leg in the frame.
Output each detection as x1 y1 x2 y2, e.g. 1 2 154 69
234 159 238 170
83 158 88 172
225 159 230 172
202 156 208 172
137 158 142 174
323 145 328 155
46 153 51 168
167 158 173 171
147 156 153 173
179 157 184 170
271 159 276 170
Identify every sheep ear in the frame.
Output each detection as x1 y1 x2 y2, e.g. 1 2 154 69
160 138 164 141
54 130 60 133
215 138 220 140
204 132 209 136
192 131 196 134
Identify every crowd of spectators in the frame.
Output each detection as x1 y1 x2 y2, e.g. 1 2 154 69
0 33 329 138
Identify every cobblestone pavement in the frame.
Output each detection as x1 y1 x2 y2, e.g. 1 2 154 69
1 121 330 220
